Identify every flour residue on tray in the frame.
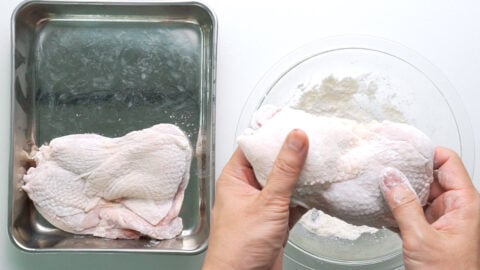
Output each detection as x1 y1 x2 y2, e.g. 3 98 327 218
291 74 408 123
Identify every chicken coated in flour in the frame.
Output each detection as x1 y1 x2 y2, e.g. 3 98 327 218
237 105 434 228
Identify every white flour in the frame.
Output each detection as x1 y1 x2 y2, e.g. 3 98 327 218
299 209 378 241
291 74 407 123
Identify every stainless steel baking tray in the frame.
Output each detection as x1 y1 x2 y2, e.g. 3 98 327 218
9 1 216 253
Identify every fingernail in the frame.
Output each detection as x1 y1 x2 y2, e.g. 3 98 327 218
287 129 305 152
380 167 419 207
382 167 408 189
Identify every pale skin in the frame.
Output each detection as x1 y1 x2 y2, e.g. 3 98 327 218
203 130 480 270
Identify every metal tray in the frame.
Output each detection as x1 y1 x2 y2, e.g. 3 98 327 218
9 1 216 253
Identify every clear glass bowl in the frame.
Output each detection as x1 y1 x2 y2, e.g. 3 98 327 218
236 36 476 269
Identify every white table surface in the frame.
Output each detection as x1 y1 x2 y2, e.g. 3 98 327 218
1 0 479 269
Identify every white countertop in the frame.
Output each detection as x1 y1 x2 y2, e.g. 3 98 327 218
2 0 479 269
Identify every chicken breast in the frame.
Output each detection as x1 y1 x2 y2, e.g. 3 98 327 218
237 105 434 228
22 124 192 240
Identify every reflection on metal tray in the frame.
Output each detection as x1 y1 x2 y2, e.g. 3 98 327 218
9 1 216 254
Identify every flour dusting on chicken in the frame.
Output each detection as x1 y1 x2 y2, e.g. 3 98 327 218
238 105 434 229
22 124 192 240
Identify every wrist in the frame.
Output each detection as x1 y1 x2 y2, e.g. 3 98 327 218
202 229 249 270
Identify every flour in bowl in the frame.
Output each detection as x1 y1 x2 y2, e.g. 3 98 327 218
299 209 378 241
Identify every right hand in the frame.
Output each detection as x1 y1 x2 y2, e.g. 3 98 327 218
380 147 480 270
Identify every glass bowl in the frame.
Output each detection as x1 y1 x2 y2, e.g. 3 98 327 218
236 36 475 269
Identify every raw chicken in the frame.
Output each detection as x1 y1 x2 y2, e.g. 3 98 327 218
237 105 434 228
22 124 192 240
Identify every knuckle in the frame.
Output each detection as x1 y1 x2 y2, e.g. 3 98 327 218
391 195 418 211
402 227 432 250
402 234 424 253
446 148 460 159
214 175 233 191
273 157 299 177
259 189 291 209
437 146 456 157
387 186 419 210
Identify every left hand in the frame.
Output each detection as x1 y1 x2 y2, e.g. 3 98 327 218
202 129 309 270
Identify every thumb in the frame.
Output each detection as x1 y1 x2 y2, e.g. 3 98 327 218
263 129 309 199
380 167 430 236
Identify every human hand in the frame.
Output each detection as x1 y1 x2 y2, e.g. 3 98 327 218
380 147 480 270
202 129 309 270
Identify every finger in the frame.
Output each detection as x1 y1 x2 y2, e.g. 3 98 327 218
428 175 445 202
263 129 309 199
434 147 473 191
425 193 447 224
380 167 430 235
222 148 261 189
